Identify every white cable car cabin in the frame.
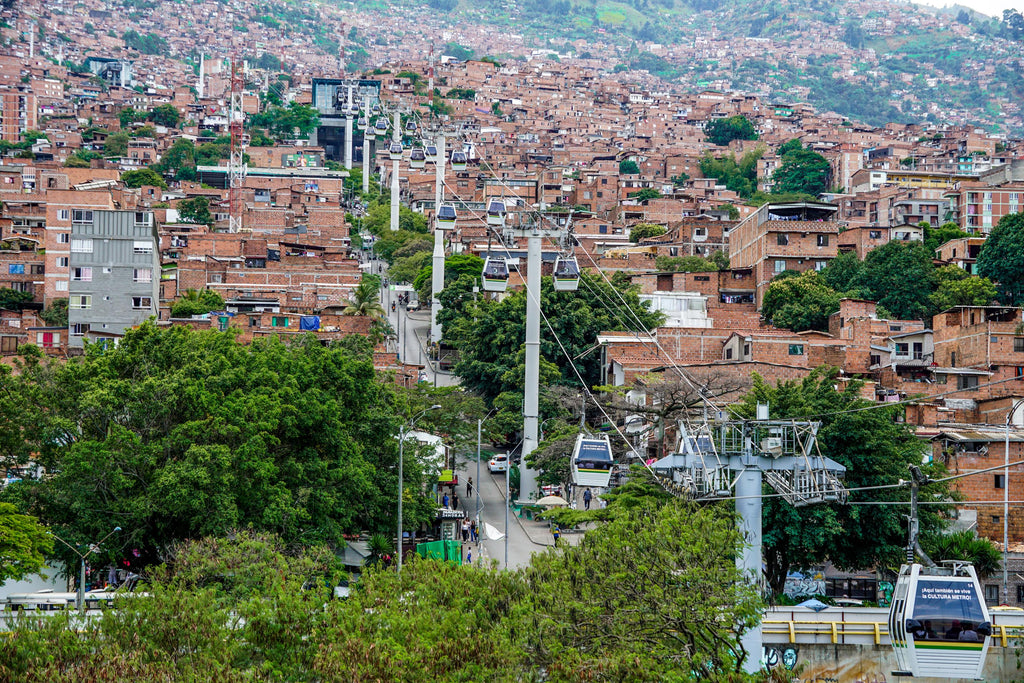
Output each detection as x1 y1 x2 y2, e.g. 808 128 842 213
481 257 509 292
486 199 506 226
374 119 388 136
571 434 614 488
436 203 457 229
409 148 426 169
356 116 367 131
405 120 418 132
553 256 580 291
389 142 404 161
450 150 468 171
889 562 992 680
424 144 438 163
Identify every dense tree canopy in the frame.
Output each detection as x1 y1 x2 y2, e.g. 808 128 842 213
121 168 167 189
699 148 762 198
148 103 181 128
704 114 758 146
760 270 841 332
734 369 951 594
977 212 1024 304
771 141 831 196
851 240 936 320
0 503 52 583
449 272 663 402
0 324 442 570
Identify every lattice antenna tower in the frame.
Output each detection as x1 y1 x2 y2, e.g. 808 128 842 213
428 43 435 94
228 58 247 233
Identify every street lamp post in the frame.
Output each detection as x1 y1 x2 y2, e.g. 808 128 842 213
51 526 121 613
398 405 442 573
1004 398 1024 604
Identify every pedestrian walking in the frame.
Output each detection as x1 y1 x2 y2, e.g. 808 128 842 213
442 492 450 508
466 549 472 564
452 491 459 510
470 520 478 543
466 477 473 497
462 518 470 542
552 525 561 545
583 487 592 510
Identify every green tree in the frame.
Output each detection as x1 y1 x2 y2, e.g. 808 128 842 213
0 288 33 311
153 138 196 181
0 503 52 583
121 168 167 189
342 279 385 318
618 159 640 174
177 196 213 225
630 188 661 201
921 530 1003 578
451 272 663 402
704 114 758 146
39 298 68 327
735 369 951 595
977 212 1024 304
699 148 763 198
249 102 319 140
104 132 129 157
629 223 666 243
923 221 970 255
772 147 832 196
170 289 224 318
118 106 147 128
820 250 862 291
930 275 997 312
148 103 181 128
852 241 936 320
518 501 763 677
760 270 841 332
655 255 718 272
413 253 484 305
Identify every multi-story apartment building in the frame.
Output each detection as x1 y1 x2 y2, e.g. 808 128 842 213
727 201 841 306
944 181 1024 233
68 210 160 348
0 90 37 142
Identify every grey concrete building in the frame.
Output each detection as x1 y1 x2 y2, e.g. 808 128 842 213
68 210 159 348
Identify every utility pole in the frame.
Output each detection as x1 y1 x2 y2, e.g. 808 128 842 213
430 133 446 344
362 95 371 195
390 111 400 232
344 85 354 171
1004 399 1024 604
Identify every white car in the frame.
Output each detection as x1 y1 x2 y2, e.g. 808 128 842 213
488 454 509 473
406 300 420 312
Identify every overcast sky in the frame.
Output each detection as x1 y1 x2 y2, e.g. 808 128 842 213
913 0 1014 18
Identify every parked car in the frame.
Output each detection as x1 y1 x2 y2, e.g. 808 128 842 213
488 454 509 473
406 300 420 312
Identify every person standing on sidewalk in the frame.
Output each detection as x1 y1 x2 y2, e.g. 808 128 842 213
583 488 592 510
466 477 473 498
461 518 470 542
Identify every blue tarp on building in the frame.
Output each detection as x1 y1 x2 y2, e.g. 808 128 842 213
299 316 321 331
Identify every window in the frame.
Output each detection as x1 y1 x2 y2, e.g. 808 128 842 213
56 257 68 268
71 267 92 282
815 261 828 271
134 212 153 226
57 233 69 244
817 234 829 247
272 316 289 328
55 280 68 292
869 230 882 239
774 260 786 273
725 347 733 359
8 264 24 275
957 375 979 390
71 209 93 223
57 209 70 221
210 273 223 283
1017 366 1024 378
70 239 93 253
131 296 152 309
985 584 999 604
668 247 679 257
789 344 804 355
69 295 91 309
995 474 1005 489
1015 338 1024 353
133 240 153 255
895 343 909 357
598 225 607 234
29 264 43 275
71 323 90 336
36 332 58 348
218 316 229 332
870 354 881 366
777 233 789 246
133 268 152 283
694 276 710 282
913 342 923 360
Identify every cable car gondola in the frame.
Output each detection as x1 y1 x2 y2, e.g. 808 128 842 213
374 119 389 136
424 144 438 163
889 562 992 679
486 199 506 227
405 119 418 133
436 203 457 229
570 433 614 488
450 150 467 171
389 142 404 161
356 116 367 131
409 148 426 169
481 257 509 292
553 255 580 292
